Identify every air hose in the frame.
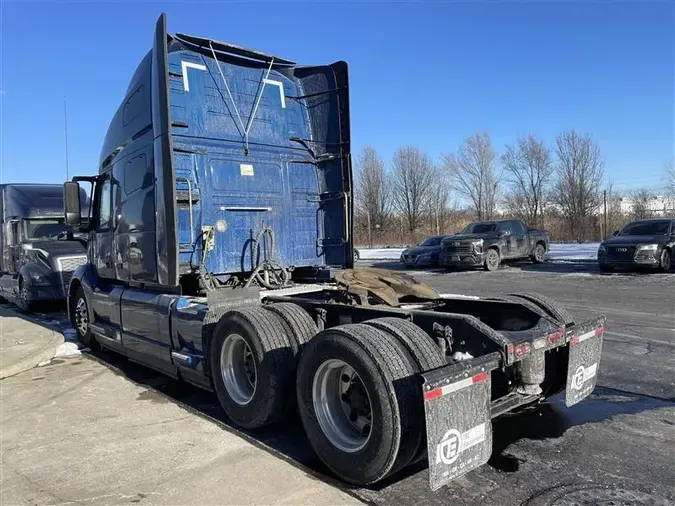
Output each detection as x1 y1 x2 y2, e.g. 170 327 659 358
245 226 290 289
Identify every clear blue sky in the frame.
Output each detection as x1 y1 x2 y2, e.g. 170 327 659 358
1 1 673 193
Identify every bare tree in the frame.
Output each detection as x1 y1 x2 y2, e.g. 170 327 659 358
354 147 391 247
629 188 654 220
664 159 675 199
501 135 553 228
428 167 453 235
442 132 500 220
604 181 627 236
551 131 604 241
391 146 435 237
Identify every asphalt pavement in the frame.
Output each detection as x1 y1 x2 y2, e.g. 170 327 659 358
1 260 674 505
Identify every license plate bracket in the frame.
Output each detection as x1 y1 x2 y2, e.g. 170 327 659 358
565 326 604 406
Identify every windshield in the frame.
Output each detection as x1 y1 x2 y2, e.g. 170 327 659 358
419 237 442 246
23 219 69 241
619 221 671 236
462 223 498 234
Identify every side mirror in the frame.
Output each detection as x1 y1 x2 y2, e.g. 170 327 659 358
63 181 82 227
612 230 619 237
500 230 511 237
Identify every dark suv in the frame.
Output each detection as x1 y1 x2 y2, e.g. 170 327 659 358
598 218 674 272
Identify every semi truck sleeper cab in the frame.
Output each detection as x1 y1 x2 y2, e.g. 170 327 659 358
63 14 605 490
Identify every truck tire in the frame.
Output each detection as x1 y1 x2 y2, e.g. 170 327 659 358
531 243 546 264
16 278 33 313
489 295 548 319
660 248 672 272
484 248 500 271
363 317 445 464
211 307 295 429
507 292 575 326
263 303 317 354
296 323 422 485
363 318 445 371
71 286 98 350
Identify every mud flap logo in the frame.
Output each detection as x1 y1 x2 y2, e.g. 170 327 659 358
436 423 486 466
571 363 598 391
436 429 461 465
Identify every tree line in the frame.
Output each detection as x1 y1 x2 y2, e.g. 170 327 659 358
353 130 674 246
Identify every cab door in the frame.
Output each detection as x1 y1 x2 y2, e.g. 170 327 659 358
88 172 123 340
501 222 517 259
511 221 529 258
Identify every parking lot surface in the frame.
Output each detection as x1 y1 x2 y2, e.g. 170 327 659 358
1 261 674 505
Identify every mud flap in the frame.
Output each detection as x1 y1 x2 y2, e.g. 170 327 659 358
421 352 500 491
565 324 604 406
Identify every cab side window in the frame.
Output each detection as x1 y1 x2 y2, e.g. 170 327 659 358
511 220 526 235
501 222 514 235
94 177 112 231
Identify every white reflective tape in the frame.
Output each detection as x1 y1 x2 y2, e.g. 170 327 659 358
263 78 285 108
440 376 474 396
576 329 596 343
181 61 207 92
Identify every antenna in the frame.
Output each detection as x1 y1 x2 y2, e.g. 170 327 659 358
63 96 70 180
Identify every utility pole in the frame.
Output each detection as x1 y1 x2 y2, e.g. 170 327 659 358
64 96 70 180
366 211 372 249
603 189 608 241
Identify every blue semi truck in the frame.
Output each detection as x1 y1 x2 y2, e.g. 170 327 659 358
63 14 605 489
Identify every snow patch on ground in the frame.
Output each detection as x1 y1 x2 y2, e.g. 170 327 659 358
547 242 600 261
358 248 405 260
357 243 600 262
54 341 82 358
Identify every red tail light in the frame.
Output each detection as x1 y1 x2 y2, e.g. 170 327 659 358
514 343 531 358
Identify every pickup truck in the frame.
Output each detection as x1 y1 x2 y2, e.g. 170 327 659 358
439 219 549 271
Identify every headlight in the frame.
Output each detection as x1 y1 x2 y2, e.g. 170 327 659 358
471 239 484 251
598 244 606 253
30 272 51 286
635 244 658 253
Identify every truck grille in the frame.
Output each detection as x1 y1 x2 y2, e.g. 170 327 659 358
442 242 472 254
606 246 635 261
56 255 87 288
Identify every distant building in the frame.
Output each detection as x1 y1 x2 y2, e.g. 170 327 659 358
616 195 675 216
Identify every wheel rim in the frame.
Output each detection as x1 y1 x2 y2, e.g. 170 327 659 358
536 245 545 262
312 359 373 453
221 334 257 405
19 284 28 305
487 251 499 269
75 298 89 335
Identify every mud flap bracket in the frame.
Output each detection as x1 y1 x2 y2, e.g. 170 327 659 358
421 352 500 490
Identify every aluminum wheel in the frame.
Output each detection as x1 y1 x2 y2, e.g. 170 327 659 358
19 283 29 306
534 244 545 263
75 297 89 336
221 334 257 405
312 359 373 453
485 249 500 271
